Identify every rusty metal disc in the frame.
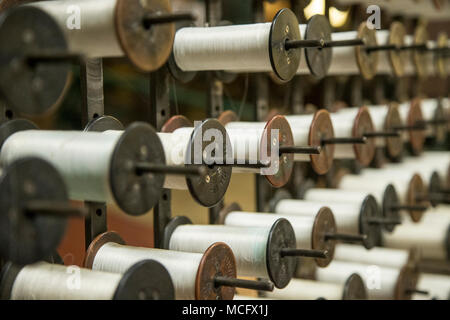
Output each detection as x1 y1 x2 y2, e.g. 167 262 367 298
407 98 426 155
217 110 238 126
352 107 376 167
413 24 428 78
382 184 401 233
384 102 404 160
195 242 236 300
394 265 419 300
262 115 294 188
355 22 378 80
311 207 336 268
359 195 382 249
406 174 427 222
269 8 301 82
84 231 126 269
342 273 368 300
115 0 174 72
309 109 335 175
185 119 232 207
161 115 193 133
388 22 407 77
304 15 332 78
0 262 22 300
84 115 124 132
110 122 166 215
0 6 72 116
217 202 242 225
266 218 297 289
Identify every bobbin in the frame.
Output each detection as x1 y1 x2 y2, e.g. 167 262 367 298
164 216 297 289
394 266 420 300
0 260 175 300
412 24 429 78
388 22 407 77
84 115 125 132
356 22 379 80
405 174 428 222
0 5 72 115
286 110 335 175
435 32 448 78
303 15 332 78
383 103 404 160
0 157 69 265
219 203 336 268
342 273 368 300
381 184 402 233
218 111 294 188
161 117 232 207
85 231 240 300
0 118 38 149
399 99 426 156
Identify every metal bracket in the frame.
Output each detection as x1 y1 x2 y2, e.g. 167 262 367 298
149 67 172 246
80 58 107 249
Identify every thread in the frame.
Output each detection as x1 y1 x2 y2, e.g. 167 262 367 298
265 278 345 300
330 112 358 159
169 225 270 279
28 0 123 58
375 30 395 74
275 200 361 235
92 242 201 300
328 31 361 75
334 244 411 269
413 273 450 300
304 188 380 210
296 24 310 75
224 211 315 251
0 130 122 203
315 260 401 299
173 23 273 72
11 262 122 300
284 114 316 162
383 223 448 260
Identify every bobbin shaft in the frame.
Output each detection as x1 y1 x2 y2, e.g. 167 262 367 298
211 162 271 169
405 288 429 295
25 201 88 218
135 162 206 176
365 44 398 52
390 204 428 211
142 12 197 26
214 276 274 292
323 39 365 48
393 123 427 131
363 131 400 138
24 52 84 65
400 44 427 51
321 137 367 145
325 233 367 243
279 146 322 155
285 38 364 50
367 217 402 225
416 193 450 204
280 248 328 259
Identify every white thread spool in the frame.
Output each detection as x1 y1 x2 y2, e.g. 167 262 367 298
0 130 121 203
334 244 412 269
328 31 361 75
275 200 360 236
382 222 449 260
158 127 195 189
403 35 416 76
265 278 346 300
174 24 272 72
420 99 440 136
284 114 316 162
11 262 123 300
296 24 309 74
303 188 380 209
406 207 450 225
169 225 270 279
338 174 393 202
384 161 436 184
375 30 394 74
413 273 450 300
330 112 358 159
315 260 405 300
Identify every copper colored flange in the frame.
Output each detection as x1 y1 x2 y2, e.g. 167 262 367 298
412 24 428 78
115 0 175 72
309 110 335 175
342 273 368 300
217 202 242 225
195 242 236 300
388 22 407 78
406 174 427 222
84 231 126 269
432 100 447 143
217 110 238 126
262 115 294 188
161 115 193 133
436 32 448 78
407 98 426 155
352 107 376 167
311 207 336 268
384 102 404 160
355 22 378 80
394 265 419 300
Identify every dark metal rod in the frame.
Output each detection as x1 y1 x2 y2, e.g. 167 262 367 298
279 146 322 155
392 124 427 131
363 131 400 138
285 39 323 50
321 137 367 145
365 44 398 53
390 204 428 211
280 248 328 259
214 276 274 292
323 39 365 48
416 193 450 203
135 162 206 176
142 12 196 26
405 288 429 295
400 44 428 51
325 233 367 243
26 52 84 65
211 162 271 169
25 201 88 218
368 217 402 225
